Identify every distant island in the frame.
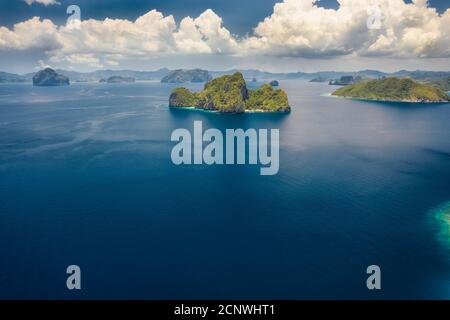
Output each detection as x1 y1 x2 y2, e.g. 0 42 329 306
332 77 450 103
309 77 328 83
161 69 212 83
169 72 290 113
100 76 135 83
33 68 70 87
0 72 27 83
1 68 448 91
329 75 362 86
269 80 279 87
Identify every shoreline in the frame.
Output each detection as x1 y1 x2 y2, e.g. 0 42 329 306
330 94 450 104
169 106 290 114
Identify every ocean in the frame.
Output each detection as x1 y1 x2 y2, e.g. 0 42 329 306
0 80 449 299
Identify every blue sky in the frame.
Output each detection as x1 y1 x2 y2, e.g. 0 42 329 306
0 0 449 73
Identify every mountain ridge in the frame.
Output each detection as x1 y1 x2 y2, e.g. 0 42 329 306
2 69 449 91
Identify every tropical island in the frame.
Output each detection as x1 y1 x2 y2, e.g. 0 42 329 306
169 72 290 113
99 76 135 83
161 69 212 83
33 68 70 87
332 77 450 103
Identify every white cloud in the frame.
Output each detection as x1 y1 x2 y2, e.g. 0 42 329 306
0 17 60 51
24 0 60 6
174 9 238 54
1 1 449 70
36 59 52 70
243 0 450 59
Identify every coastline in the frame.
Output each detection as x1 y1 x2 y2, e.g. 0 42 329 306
330 93 450 104
169 106 290 114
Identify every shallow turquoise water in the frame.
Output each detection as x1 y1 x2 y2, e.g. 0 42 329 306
432 202 450 250
0 80 449 299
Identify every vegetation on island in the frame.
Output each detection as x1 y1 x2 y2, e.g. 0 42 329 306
426 76 450 92
332 77 449 103
169 72 290 113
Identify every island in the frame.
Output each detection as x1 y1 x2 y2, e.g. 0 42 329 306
99 76 135 83
32 68 70 86
329 75 362 86
309 77 328 83
169 72 290 113
332 77 450 103
161 69 212 83
269 80 279 87
0 72 27 83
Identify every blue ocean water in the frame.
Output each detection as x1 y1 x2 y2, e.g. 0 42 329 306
0 80 449 299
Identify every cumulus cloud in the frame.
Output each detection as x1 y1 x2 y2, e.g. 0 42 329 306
174 9 238 54
0 17 60 51
1 0 449 69
243 0 450 58
24 0 60 6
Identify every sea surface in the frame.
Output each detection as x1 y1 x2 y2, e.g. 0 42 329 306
0 80 449 299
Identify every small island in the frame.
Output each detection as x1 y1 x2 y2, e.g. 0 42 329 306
269 80 279 87
99 76 135 83
332 77 450 103
161 69 212 83
169 72 290 113
33 68 70 87
309 77 328 83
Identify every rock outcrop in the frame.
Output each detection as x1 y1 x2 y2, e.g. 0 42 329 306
32 68 70 86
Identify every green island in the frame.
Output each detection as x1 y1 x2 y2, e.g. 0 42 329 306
169 72 290 113
332 77 450 103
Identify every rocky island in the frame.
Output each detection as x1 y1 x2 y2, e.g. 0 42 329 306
332 77 450 103
161 69 212 83
33 68 70 86
99 76 135 83
169 72 290 113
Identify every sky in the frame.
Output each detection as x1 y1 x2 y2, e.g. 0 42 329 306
0 0 449 73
